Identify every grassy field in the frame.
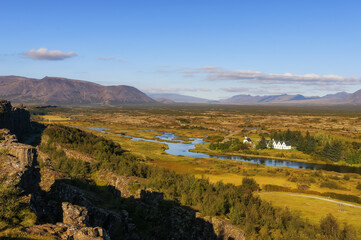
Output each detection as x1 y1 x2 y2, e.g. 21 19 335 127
259 192 361 236
41 115 72 121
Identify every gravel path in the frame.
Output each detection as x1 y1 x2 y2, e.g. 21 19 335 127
261 192 361 209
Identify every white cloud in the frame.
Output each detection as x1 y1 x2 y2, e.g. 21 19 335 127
25 48 77 60
184 66 361 85
97 56 126 62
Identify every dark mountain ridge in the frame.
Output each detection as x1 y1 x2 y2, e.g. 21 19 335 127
0 76 156 105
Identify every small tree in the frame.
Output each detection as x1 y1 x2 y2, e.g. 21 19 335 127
320 213 339 238
242 177 259 192
340 223 357 240
257 136 267 150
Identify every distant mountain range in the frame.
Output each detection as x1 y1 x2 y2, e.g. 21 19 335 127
0 76 155 105
147 91 361 104
147 93 212 103
2 75 361 105
220 91 359 104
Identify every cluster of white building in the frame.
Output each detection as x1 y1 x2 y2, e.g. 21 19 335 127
266 139 292 150
243 137 292 150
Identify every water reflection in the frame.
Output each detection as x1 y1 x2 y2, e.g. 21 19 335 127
77 127 361 174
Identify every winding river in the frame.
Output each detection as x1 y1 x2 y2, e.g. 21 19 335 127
79 127 361 174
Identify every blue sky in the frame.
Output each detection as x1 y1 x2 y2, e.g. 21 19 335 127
1 0 361 99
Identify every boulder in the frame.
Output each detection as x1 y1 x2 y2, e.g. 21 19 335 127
62 202 89 226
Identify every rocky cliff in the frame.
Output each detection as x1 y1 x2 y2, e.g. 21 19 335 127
0 133 116 239
0 99 31 137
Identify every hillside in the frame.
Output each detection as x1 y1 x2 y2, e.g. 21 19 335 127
147 93 212 103
347 89 361 103
0 76 156 105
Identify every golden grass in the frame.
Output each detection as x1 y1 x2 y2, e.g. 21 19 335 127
41 115 72 121
198 173 297 187
258 192 361 236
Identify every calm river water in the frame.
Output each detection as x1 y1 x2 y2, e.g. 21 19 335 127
79 127 361 174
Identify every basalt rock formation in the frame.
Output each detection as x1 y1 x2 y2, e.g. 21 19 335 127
0 99 31 138
0 133 116 239
96 169 246 240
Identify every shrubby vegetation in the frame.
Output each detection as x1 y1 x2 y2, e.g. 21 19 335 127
39 125 357 239
209 138 250 152
271 129 361 164
0 185 36 227
0 187 21 224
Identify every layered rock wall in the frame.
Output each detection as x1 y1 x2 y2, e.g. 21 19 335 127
0 99 31 137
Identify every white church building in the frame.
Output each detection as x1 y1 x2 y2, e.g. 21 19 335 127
267 139 292 150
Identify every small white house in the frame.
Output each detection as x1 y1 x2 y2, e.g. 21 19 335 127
243 137 252 145
267 139 291 150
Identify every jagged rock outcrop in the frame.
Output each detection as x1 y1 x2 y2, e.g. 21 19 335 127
45 181 139 239
62 148 97 163
96 169 245 240
97 169 144 198
23 223 111 240
0 131 40 193
62 202 89 226
0 133 119 240
0 99 31 137
199 213 246 240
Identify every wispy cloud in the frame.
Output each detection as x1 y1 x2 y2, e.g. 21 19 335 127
183 66 361 85
221 86 304 95
25 48 77 60
97 56 126 62
221 87 250 93
141 87 211 93
313 86 347 92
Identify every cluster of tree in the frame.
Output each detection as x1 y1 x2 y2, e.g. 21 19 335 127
271 130 361 163
271 130 317 154
257 136 268 150
320 214 357 240
346 148 361 164
209 138 250 152
40 125 357 239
